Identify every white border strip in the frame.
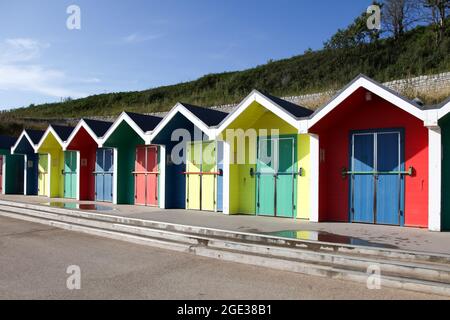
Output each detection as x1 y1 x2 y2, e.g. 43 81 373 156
147 103 213 144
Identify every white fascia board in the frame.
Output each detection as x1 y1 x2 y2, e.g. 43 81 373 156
100 112 147 147
146 104 180 143
216 90 300 138
307 77 425 129
298 119 309 134
11 130 34 154
254 93 300 131
34 126 65 153
64 120 102 151
148 103 211 144
144 132 153 145
424 109 440 128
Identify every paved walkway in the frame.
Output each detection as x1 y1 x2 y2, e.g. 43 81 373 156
1 194 450 255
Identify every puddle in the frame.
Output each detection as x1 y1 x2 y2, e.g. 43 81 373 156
41 202 115 211
263 230 398 249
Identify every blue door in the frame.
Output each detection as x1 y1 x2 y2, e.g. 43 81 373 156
350 131 404 226
94 149 113 202
376 132 403 225
26 153 39 195
351 133 375 223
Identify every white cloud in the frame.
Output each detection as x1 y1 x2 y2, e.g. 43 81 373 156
0 64 87 98
122 33 164 44
79 77 101 84
0 38 49 64
0 38 90 100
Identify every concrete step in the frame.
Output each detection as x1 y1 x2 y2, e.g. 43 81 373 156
1 199 449 265
1 200 450 297
2 202 450 284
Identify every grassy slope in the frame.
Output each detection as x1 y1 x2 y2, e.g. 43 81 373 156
1 23 449 136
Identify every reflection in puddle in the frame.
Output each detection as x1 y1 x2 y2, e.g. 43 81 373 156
264 230 398 249
41 202 114 211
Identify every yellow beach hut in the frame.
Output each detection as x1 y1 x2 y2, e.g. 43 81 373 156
216 90 316 220
34 125 75 198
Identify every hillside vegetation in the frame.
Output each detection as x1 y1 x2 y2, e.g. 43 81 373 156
1 12 450 135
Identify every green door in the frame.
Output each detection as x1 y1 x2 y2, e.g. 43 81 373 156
63 151 77 199
276 137 296 218
256 136 296 218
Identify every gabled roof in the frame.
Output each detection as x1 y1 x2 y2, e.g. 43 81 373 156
34 124 75 152
83 119 113 137
147 102 227 144
217 89 311 135
307 74 426 129
51 125 75 141
25 129 45 145
180 103 229 126
258 91 313 118
101 111 162 146
64 119 113 150
11 129 44 154
125 112 162 132
0 135 17 150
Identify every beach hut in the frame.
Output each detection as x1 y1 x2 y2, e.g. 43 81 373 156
434 98 450 231
11 129 45 195
0 135 24 195
307 75 440 231
101 112 162 205
216 90 314 218
34 125 74 198
64 119 113 201
148 103 228 211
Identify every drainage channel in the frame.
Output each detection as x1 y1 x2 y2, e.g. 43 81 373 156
262 230 399 250
40 202 115 212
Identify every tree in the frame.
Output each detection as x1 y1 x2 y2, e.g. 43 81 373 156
324 3 381 49
423 0 450 40
382 0 421 38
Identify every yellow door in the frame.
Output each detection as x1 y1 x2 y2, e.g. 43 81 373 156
201 142 216 211
186 142 201 210
38 154 49 196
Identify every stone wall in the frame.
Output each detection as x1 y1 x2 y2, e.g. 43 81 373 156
383 72 450 93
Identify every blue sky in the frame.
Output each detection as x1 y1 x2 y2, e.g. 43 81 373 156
0 0 371 110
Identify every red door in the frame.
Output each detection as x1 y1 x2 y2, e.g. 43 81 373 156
135 147 147 205
134 146 158 206
146 146 158 206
